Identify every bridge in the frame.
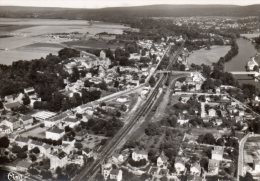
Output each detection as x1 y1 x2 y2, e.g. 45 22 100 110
156 70 193 75
230 71 259 76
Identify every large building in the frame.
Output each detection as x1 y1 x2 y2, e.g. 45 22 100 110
46 126 65 140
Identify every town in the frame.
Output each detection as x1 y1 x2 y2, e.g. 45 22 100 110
1 3 260 181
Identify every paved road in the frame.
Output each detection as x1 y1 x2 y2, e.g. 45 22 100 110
237 133 250 180
73 43 185 181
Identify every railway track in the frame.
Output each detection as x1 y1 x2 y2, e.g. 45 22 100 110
74 41 185 181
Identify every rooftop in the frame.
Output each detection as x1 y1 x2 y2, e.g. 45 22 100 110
32 111 56 120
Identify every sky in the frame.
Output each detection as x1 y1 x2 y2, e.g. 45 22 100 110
0 0 259 8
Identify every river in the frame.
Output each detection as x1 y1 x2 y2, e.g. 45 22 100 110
225 38 259 88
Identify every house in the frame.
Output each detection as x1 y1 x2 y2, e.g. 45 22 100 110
4 117 21 131
208 159 220 175
49 151 68 170
44 112 68 128
112 153 127 164
63 117 80 128
110 168 123 181
101 163 112 180
0 125 12 134
15 136 29 148
254 159 260 172
157 152 168 168
46 126 65 140
211 146 224 161
132 148 148 161
4 102 22 111
208 109 216 117
190 162 201 175
175 157 186 174
20 115 33 127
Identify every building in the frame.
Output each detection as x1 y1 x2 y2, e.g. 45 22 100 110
102 163 112 180
132 148 148 161
110 168 122 181
208 109 216 117
208 159 220 175
20 115 33 127
44 112 68 128
254 160 260 172
190 162 201 175
49 151 68 170
63 117 80 128
175 157 186 174
46 126 65 141
32 111 56 122
15 136 29 148
211 146 224 161
0 125 12 134
4 117 21 131
157 152 168 168
4 102 22 111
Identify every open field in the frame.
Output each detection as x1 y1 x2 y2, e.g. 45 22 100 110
0 18 129 64
187 45 231 66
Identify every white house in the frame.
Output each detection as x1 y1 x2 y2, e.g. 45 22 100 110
46 126 65 141
157 152 168 168
110 169 123 181
254 160 260 172
208 159 220 175
0 125 12 134
49 151 68 170
211 146 224 161
4 117 21 131
175 157 186 174
208 109 216 117
102 163 112 179
132 148 148 161
63 117 80 128
190 162 201 176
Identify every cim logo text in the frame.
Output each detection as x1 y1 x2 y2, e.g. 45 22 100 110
7 172 24 181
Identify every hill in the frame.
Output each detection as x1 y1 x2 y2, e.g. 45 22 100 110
0 4 260 21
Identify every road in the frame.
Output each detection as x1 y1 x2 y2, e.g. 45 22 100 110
73 42 185 181
237 133 250 180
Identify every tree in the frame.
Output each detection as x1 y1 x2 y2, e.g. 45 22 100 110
240 172 254 181
145 123 160 136
11 145 22 153
41 170 52 179
31 147 40 154
74 142 83 150
30 154 37 162
0 136 10 148
28 168 39 175
180 64 186 71
22 94 31 106
69 67 80 83
17 152 27 159
197 133 216 145
148 76 156 87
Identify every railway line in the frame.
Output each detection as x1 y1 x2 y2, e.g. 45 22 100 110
74 41 185 181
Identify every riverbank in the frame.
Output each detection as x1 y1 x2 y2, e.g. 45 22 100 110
225 38 260 88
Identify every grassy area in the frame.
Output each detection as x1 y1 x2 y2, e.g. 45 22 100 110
0 24 34 32
187 45 231 66
63 39 124 50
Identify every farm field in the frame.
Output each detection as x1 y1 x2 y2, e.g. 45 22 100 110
0 18 129 65
187 45 231 66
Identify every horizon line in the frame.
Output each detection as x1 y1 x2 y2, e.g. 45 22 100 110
0 3 259 9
